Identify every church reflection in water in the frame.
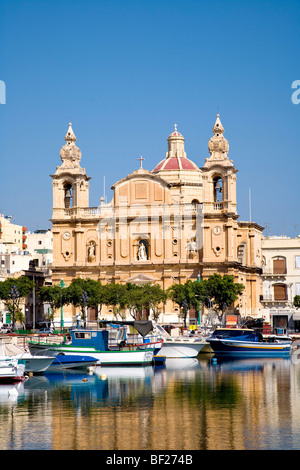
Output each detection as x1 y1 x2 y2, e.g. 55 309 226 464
0 356 299 450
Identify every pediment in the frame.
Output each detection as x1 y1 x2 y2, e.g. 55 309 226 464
124 273 159 284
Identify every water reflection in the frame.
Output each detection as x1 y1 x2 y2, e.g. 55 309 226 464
0 356 299 450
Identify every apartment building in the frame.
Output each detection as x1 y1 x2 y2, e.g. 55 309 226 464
261 236 300 332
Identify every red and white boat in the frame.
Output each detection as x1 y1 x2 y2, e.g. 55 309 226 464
0 358 26 383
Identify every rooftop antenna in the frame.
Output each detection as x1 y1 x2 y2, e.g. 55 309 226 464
263 223 271 237
249 187 252 222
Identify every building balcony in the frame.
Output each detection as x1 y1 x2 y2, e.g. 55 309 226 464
260 296 289 304
262 270 287 278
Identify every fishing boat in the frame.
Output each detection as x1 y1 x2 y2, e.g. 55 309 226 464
153 324 209 358
0 358 26 383
28 328 154 366
206 328 292 357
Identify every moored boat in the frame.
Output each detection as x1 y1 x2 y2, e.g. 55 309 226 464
153 324 208 358
206 328 292 357
0 358 26 383
28 328 154 366
45 354 100 372
1 341 55 374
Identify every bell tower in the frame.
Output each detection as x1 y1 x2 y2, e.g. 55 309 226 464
202 114 237 215
201 115 238 263
51 123 90 219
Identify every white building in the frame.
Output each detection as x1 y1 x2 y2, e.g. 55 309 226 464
26 229 53 269
261 236 300 332
0 214 27 252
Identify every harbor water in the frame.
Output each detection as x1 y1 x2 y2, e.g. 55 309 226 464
1 354 300 451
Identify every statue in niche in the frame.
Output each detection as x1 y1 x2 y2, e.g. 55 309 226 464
186 239 197 252
137 241 148 261
88 242 96 261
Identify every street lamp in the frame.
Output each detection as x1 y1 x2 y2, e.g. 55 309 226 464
9 285 19 333
197 271 201 325
59 278 67 331
81 291 89 328
205 297 214 327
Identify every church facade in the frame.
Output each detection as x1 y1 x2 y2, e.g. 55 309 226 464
50 116 264 324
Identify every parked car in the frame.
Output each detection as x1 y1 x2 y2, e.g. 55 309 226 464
1 324 12 334
36 327 54 335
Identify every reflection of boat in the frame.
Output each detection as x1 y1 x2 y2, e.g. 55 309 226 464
164 358 200 370
206 328 292 357
209 356 291 372
93 365 154 380
28 328 154 366
153 324 208 358
0 358 26 383
0 382 25 404
1 341 55 374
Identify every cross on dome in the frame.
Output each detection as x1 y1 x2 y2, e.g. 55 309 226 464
138 155 145 169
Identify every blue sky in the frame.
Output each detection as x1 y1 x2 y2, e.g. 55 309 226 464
0 0 299 236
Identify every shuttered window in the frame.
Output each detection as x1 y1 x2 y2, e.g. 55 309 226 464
274 284 287 301
273 258 286 274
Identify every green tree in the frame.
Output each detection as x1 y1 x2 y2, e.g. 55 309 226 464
167 280 197 327
39 284 66 324
293 295 300 309
0 276 34 328
202 274 244 323
141 283 167 322
104 283 128 319
65 278 106 320
124 284 145 320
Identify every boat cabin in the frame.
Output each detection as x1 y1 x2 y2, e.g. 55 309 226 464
210 328 263 342
71 329 109 350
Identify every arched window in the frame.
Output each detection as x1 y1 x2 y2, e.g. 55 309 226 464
213 177 223 203
64 183 73 208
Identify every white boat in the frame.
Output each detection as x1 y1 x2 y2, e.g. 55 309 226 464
0 358 26 383
0 340 55 374
153 324 209 358
28 328 154 366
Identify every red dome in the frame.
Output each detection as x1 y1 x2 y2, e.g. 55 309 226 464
153 156 199 172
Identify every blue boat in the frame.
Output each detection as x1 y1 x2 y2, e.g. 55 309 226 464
206 328 291 357
46 354 100 372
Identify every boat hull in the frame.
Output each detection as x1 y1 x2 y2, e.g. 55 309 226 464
28 342 154 366
160 339 208 358
46 355 100 372
0 359 26 383
207 338 292 357
14 355 55 373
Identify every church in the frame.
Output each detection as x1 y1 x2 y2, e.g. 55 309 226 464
50 115 264 324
